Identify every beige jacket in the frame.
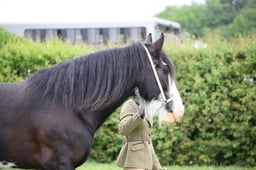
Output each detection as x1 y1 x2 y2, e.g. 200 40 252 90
116 99 161 170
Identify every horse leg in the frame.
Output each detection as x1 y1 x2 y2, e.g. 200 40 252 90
33 144 75 170
53 149 74 170
58 158 74 170
40 157 74 170
47 150 75 170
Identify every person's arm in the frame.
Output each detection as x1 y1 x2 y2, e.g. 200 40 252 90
118 100 144 135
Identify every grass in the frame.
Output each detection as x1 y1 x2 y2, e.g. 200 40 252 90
76 161 255 170
1 161 255 170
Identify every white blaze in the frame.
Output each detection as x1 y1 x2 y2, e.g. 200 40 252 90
168 76 184 119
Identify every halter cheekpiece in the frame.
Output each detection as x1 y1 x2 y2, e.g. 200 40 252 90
143 45 173 105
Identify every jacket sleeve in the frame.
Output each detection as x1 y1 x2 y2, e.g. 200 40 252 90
118 99 143 135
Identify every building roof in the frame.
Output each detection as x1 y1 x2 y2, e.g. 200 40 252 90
0 17 180 29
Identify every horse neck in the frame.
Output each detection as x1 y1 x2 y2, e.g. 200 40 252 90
77 44 144 111
83 45 146 130
80 95 132 133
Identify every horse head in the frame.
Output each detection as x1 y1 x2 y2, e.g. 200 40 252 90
135 33 184 123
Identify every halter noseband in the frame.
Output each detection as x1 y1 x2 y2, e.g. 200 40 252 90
143 45 173 105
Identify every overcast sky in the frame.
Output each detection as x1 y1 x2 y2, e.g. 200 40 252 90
0 0 205 23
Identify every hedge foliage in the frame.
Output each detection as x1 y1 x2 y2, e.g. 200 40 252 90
157 34 256 166
0 27 255 167
0 27 95 82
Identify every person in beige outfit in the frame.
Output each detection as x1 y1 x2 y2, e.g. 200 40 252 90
116 98 163 170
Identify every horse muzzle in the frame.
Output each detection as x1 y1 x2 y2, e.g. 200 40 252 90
165 100 173 113
164 100 184 123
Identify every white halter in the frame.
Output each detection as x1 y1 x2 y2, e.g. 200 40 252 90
143 45 173 105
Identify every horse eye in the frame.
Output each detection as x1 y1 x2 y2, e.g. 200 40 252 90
163 65 169 73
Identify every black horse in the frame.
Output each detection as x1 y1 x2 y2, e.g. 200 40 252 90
0 33 178 170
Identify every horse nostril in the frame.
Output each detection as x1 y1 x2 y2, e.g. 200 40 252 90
165 101 173 112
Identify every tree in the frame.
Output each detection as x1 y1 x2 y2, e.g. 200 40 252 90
205 0 236 27
157 5 208 37
156 0 256 37
221 0 256 36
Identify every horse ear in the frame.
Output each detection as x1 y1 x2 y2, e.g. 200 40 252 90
152 32 164 50
149 33 164 57
145 33 152 43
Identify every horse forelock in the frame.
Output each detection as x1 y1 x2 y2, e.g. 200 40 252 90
26 43 146 111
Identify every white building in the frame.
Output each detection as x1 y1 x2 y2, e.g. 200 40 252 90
0 17 180 44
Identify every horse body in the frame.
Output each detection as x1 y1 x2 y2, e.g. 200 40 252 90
0 34 184 170
0 78 133 169
0 82 39 167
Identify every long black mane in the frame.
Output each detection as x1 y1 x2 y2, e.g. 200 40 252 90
26 42 176 111
26 43 147 111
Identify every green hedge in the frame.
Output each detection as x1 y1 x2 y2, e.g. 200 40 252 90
0 28 255 167
155 34 256 166
0 27 95 82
